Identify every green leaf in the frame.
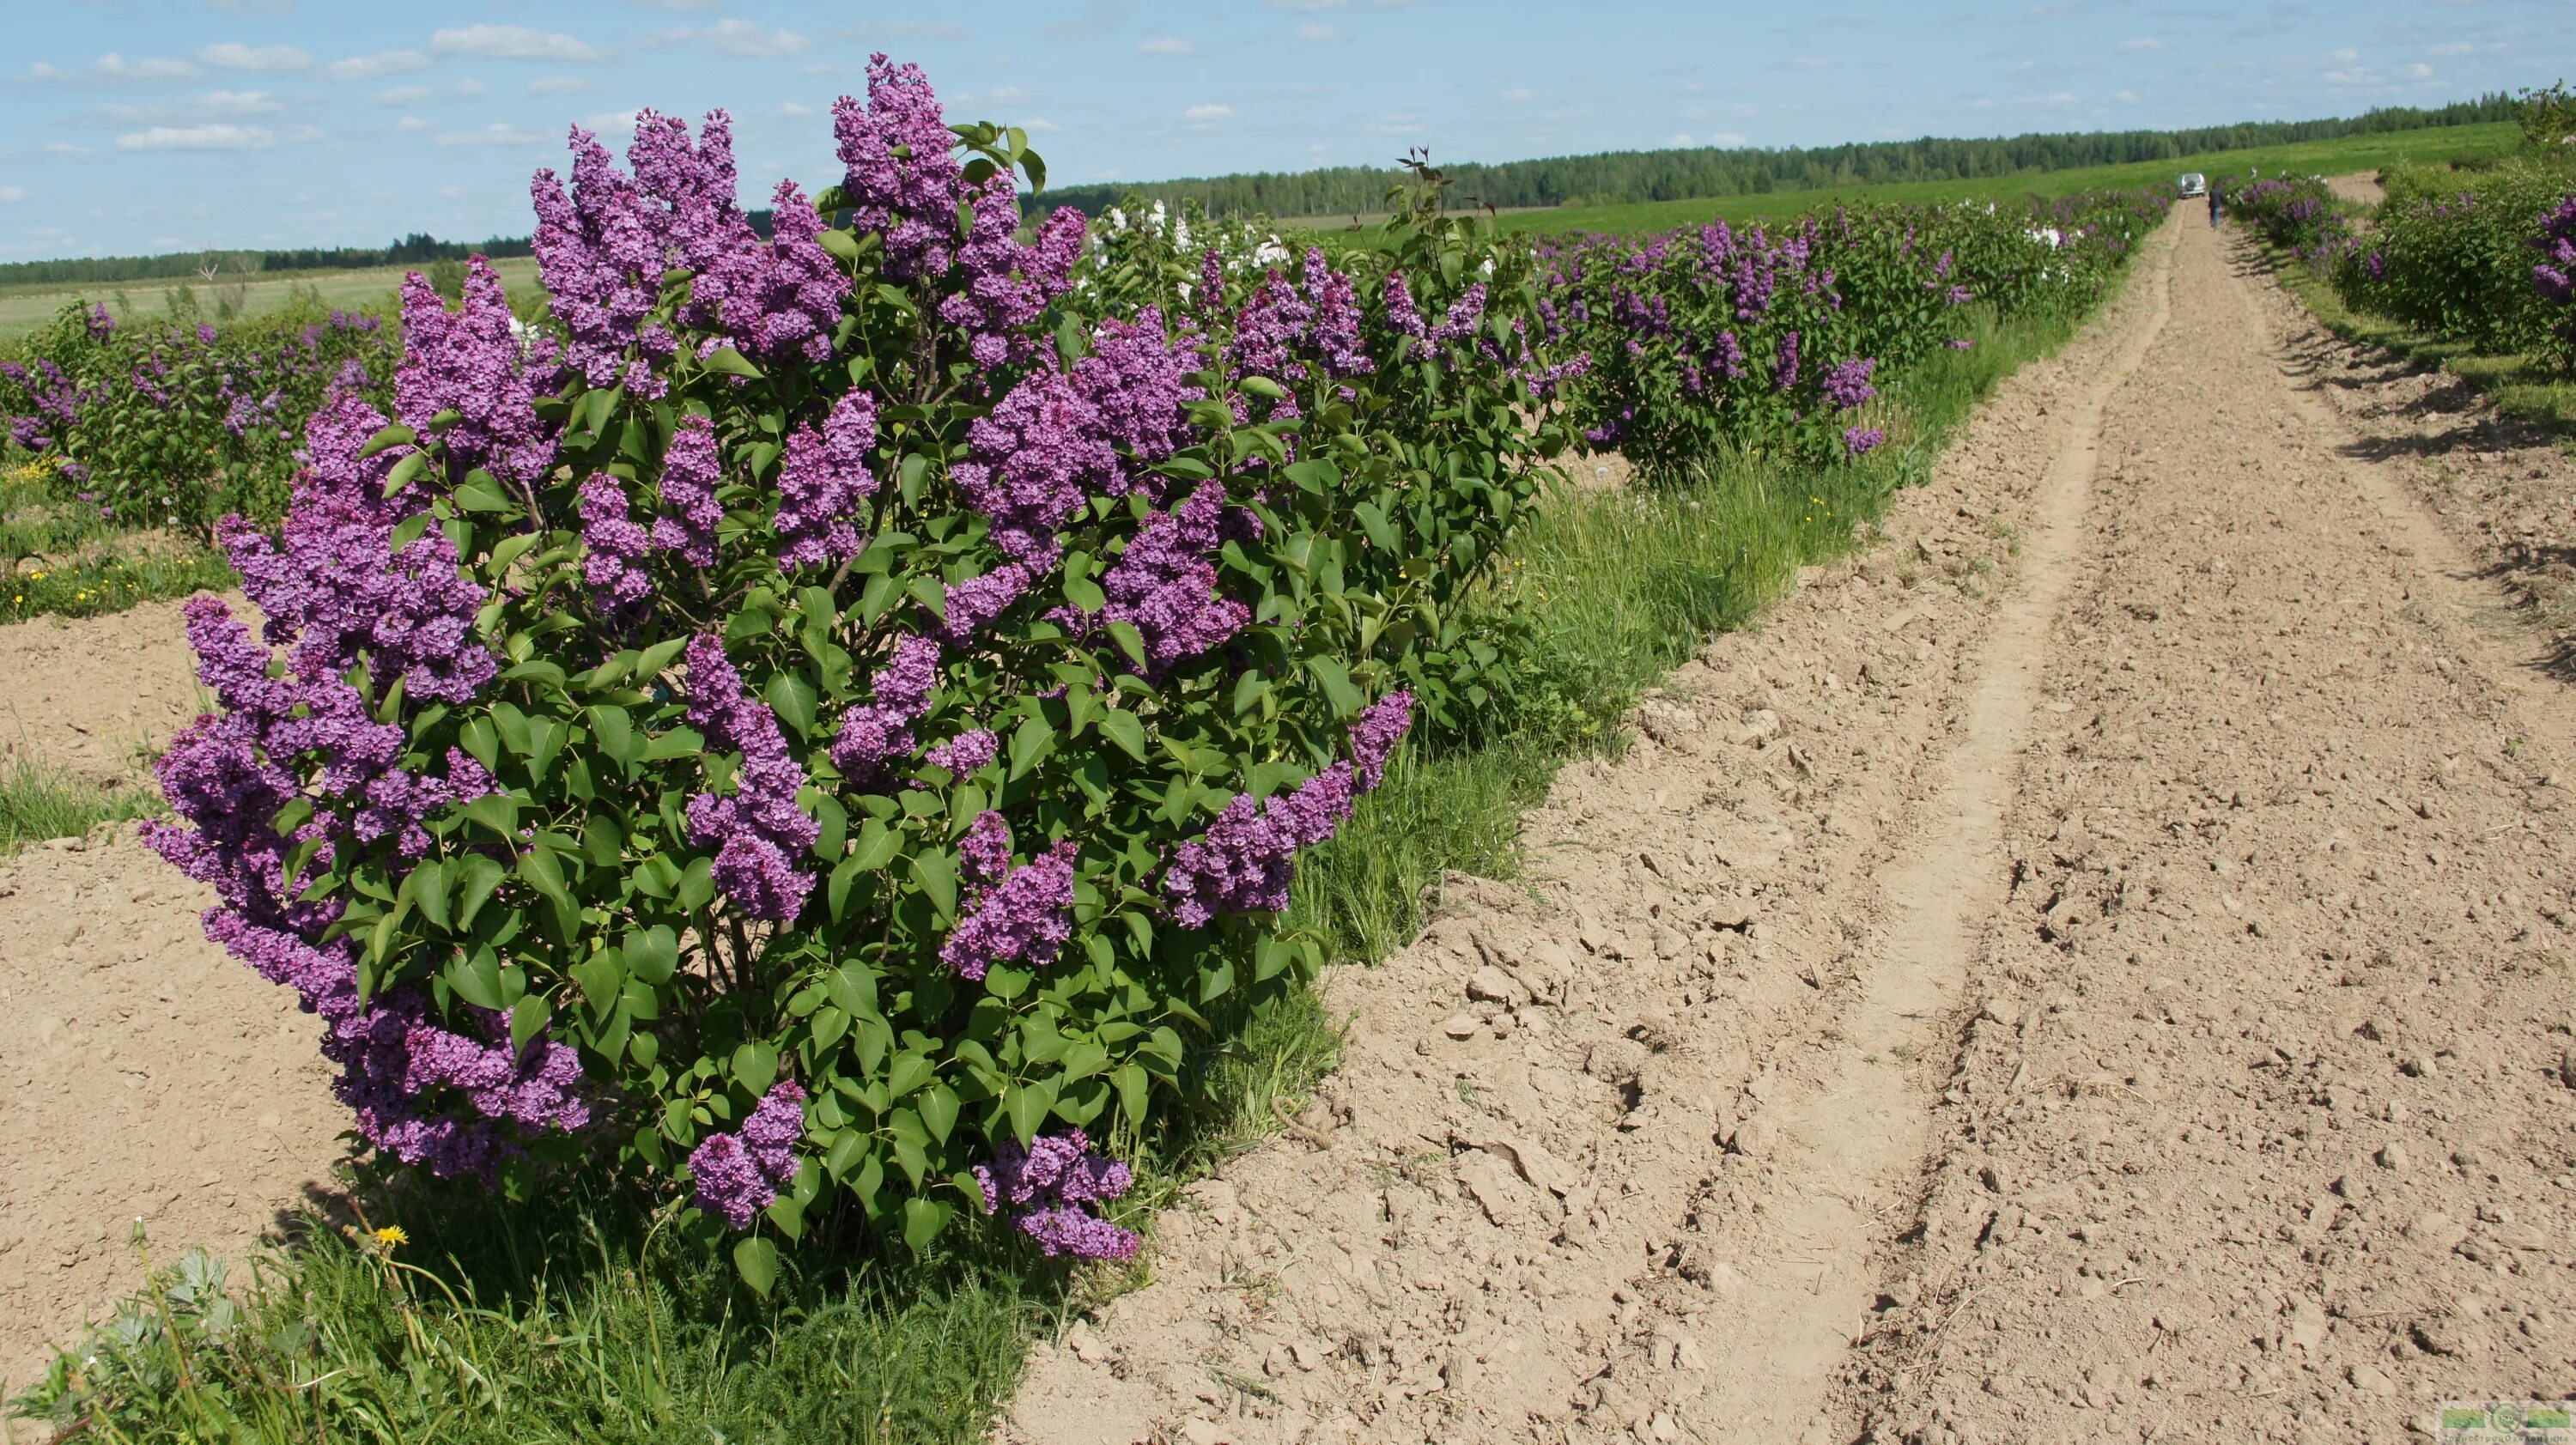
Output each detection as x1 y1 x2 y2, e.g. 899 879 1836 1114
1097 708 1147 762
445 950 506 1011
902 1196 951 1254
509 995 550 1053
732 1236 779 1296
356 423 416 460
763 671 818 739
380 449 430 499
810 1005 850 1053
908 848 957 920
703 345 765 379
1305 655 1364 719
403 859 452 932
732 1041 780 1096
643 726 707 762
451 477 513 513
918 1084 960 1144
586 705 639 765
452 854 507 931
1005 1083 1051 1144
571 950 625 1011
463 793 520 840
1008 717 1057 780
518 845 571 909
1103 620 1151 672
679 856 716 911
623 926 678 986
1113 1062 1150 1123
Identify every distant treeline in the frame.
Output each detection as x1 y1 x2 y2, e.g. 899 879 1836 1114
0 232 536 289
1041 94 2525 220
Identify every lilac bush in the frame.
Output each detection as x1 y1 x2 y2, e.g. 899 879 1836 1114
149 58 1556 1286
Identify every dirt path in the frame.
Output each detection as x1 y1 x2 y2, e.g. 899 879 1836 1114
0 596 216 786
1005 210 2576 1444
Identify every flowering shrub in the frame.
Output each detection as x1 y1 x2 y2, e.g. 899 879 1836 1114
145 58 1567 1287
1540 188 2165 477
2330 159 2576 358
2219 174 2363 276
0 298 398 534
2536 193 2576 370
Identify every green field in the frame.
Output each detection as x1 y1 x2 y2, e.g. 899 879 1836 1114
0 255 542 342
1491 122 2525 235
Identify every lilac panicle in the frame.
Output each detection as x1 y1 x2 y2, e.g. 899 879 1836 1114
1348 690 1414 793
682 635 821 920
688 1079 806 1229
829 634 941 776
1051 482 1246 677
941 840 1078 982
972 1128 1139 1260
773 389 878 572
577 475 653 621
953 367 1113 562
834 54 966 281
959 810 1013 886
651 410 725 566
397 257 560 489
1162 763 1357 928
1820 356 1875 410
924 728 999 775
1844 426 1886 456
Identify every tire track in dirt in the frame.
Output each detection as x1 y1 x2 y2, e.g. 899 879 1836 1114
1838 214 2576 1445
1002 219 2184 1445
1693 167 2178 1442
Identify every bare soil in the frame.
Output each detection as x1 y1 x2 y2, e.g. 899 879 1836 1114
2326 171 2388 207
1005 214 2576 1443
0 596 220 786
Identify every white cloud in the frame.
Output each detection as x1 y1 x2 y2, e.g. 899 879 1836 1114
439 185 470 198
2047 90 2075 102
206 0 294 12
986 84 1034 102
394 115 428 132
2119 37 2165 52
1711 131 1747 146
2116 88 2140 102
529 75 592 94
116 123 276 151
1791 56 1828 69
197 42 310 71
1668 131 1694 146
1183 102 1234 122
90 53 208 82
626 0 722 9
1022 116 1060 133
430 25 601 62
586 109 645 137
325 49 428 81
2430 39 2473 56
1501 87 1536 102
96 88 283 124
2406 61 2433 78
1139 36 1197 55
1296 23 1344 41
691 20 808 56
434 122 557 146
44 142 94 155
781 99 813 116
1375 112 1423 134
374 84 434 105
0 186 26 203
2325 46 2359 62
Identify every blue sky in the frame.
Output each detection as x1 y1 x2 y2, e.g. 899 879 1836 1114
2 0 2567 261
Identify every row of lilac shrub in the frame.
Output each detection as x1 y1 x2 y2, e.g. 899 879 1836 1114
2218 154 2576 371
2333 161 2576 369
0 298 400 537
1537 188 2167 477
26 58 2171 1289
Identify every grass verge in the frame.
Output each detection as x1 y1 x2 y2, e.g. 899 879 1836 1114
3 459 240 623
0 757 161 859
5 282 2112 1443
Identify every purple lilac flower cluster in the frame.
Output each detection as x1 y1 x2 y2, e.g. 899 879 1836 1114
829 634 942 779
1048 482 1251 678
688 1080 808 1229
1163 689 1416 927
395 258 560 488
973 1128 1139 1261
772 389 878 572
577 475 654 622
942 831 1079 982
683 635 823 920
650 411 726 566
2536 195 2576 352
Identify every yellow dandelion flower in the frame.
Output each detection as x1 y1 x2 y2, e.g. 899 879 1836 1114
372 1224 409 1248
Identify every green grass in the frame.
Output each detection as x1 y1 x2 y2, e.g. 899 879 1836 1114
0 256 542 343
2255 240 2576 433
1497 123 2524 236
0 757 161 858
5 282 2111 1444
3 459 240 622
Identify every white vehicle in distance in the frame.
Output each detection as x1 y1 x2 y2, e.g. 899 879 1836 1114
2177 172 2208 197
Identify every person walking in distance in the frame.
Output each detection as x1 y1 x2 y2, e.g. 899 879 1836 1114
2208 178 2224 228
